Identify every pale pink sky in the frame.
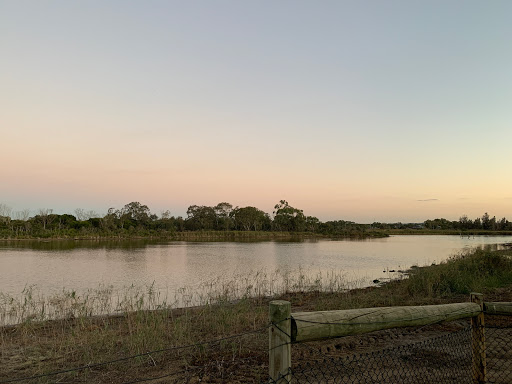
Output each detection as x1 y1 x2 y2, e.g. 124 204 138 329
1 1 512 222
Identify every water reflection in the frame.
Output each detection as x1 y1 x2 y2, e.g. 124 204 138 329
0 237 320 252
1 239 160 251
1 236 511 299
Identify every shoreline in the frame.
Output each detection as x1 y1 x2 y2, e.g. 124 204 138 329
0 230 389 242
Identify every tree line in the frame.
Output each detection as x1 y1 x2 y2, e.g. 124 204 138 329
423 213 512 231
0 202 510 239
370 212 512 231
0 201 377 238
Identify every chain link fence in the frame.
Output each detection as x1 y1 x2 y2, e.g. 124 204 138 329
267 316 511 384
486 324 512 383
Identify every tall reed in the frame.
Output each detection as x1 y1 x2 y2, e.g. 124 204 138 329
0 268 358 326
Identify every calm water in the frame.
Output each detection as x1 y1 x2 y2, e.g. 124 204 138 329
1 235 511 297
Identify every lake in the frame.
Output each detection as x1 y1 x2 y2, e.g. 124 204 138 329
1 235 511 299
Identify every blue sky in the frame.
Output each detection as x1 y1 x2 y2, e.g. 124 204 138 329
1 1 511 222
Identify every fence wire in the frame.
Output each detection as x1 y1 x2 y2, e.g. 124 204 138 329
1 325 271 384
267 319 512 384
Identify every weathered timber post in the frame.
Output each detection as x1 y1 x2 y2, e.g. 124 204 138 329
471 293 486 384
269 300 291 383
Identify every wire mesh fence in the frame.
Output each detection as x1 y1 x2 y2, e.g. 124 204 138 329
291 327 473 383
266 317 512 384
486 324 512 384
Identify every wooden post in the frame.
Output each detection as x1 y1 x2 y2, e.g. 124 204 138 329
471 293 486 384
269 300 291 383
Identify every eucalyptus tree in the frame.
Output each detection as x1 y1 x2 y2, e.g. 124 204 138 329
75 208 99 221
272 200 306 232
0 204 12 221
0 204 12 227
305 216 320 232
37 208 54 230
185 205 217 230
214 202 233 230
101 208 118 231
123 202 152 224
231 206 271 231
15 209 31 221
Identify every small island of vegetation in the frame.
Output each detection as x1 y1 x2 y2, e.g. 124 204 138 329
1 201 512 241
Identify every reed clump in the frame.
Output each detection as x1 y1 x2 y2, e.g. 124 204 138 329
403 248 512 297
305 248 512 312
0 267 359 327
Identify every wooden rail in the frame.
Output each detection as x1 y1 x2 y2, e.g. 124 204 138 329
291 302 480 342
484 301 512 315
268 294 509 383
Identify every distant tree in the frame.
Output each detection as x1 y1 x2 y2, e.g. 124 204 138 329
320 220 356 234
75 208 86 221
75 208 98 221
214 202 233 230
0 204 12 232
371 222 390 229
88 217 101 228
272 200 306 232
160 210 172 220
175 216 185 231
37 208 54 230
0 204 12 221
423 218 453 230
231 206 270 231
490 215 497 231
482 212 491 230
123 202 151 223
185 205 216 230
14 209 31 221
459 215 471 230
56 214 78 230
101 208 118 230
305 216 320 232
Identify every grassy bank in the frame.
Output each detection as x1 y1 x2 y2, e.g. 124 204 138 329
1 248 512 383
305 247 512 311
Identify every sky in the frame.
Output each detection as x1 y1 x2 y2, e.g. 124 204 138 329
1 1 512 223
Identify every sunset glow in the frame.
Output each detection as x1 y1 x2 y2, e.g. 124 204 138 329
2 1 512 222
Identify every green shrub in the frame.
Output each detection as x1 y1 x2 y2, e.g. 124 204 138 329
405 248 512 297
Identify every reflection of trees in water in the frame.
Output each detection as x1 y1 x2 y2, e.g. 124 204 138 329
0 237 314 252
1 239 157 251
